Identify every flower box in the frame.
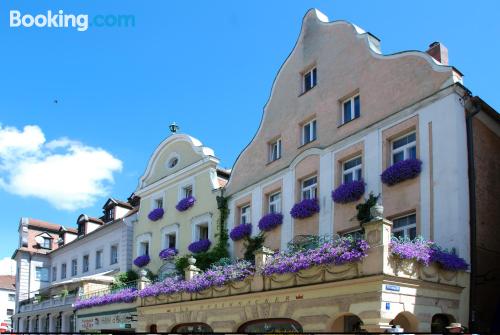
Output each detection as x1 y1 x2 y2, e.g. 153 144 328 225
290 198 320 219
133 254 150 268
176 196 196 212
148 207 164 221
159 247 178 261
381 158 422 186
331 180 365 203
230 223 252 241
188 239 211 253
258 213 283 232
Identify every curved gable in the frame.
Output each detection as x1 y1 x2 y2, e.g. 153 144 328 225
226 9 457 195
138 134 216 189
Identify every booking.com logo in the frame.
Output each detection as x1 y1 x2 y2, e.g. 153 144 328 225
9 10 135 31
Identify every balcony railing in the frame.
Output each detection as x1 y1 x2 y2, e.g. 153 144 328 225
18 294 76 313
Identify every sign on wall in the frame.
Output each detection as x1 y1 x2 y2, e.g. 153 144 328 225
77 308 137 331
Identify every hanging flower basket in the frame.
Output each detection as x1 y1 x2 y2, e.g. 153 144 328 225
229 223 252 241
188 239 211 254
133 254 150 268
258 213 283 232
176 196 196 212
381 158 422 186
331 180 365 203
148 208 164 221
159 248 178 261
290 198 320 219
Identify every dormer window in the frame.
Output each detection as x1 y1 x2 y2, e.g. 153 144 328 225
77 223 85 237
106 208 114 221
35 234 52 249
41 237 51 249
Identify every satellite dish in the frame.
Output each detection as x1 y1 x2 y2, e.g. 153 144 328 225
35 236 44 245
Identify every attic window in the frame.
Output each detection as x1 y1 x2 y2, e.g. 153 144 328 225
168 157 178 168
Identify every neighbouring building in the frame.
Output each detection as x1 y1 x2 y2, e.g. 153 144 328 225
12 197 138 333
0 275 16 330
132 133 229 277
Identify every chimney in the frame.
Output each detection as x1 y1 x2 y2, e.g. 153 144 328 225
426 42 448 65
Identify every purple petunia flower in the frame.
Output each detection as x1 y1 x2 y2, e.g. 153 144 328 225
258 213 283 232
229 223 252 241
290 198 320 219
148 207 164 221
188 239 211 253
176 196 196 212
381 158 422 186
159 248 178 260
74 287 138 310
133 254 150 268
331 180 365 204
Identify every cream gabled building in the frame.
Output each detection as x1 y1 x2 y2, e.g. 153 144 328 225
133 133 229 276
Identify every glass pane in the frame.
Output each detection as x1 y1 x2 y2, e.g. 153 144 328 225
312 68 317 86
393 230 404 239
408 214 416 224
303 177 317 187
356 169 362 181
343 100 352 122
393 151 404 163
409 227 417 240
392 137 407 150
408 146 417 159
303 124 310 143
407 132 416 143
354 96 360 118
311 120 317 140
393 217 406 229
344 157 361 170
343 172 353 183
302 190 310 200
304 72 311 91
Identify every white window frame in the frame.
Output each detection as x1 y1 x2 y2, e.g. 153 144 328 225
391 132 417 164
240 205 251 225
110 245 119 265
392 213 417 240
302 119 317 145
95 250 103 269
343 156 362 183
342 94 360 124
178 177 196 201
268 192 281 214
161 224 179 250
303 67 317 93
301 176 318 200
191 213 212 242
269 138 282 162
71 259 78 277
136 233 152 257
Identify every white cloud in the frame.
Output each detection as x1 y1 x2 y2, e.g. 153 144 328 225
0 124 122 210
0 257 16 276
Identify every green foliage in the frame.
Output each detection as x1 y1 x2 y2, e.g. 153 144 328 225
210 257 232 268
355 192 380 224
175 255 190 274
60 289 69 298
243 232 266 261
110 270 139 290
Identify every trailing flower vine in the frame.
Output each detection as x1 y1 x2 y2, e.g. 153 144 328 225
176 196 196 212
258 213 283 232
290 198 320 219
148 208 164 221
381 158 422 186
332 180 365 204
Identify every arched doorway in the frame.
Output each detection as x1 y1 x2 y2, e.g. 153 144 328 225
238 318 303 333
431 313 456 333
171 323 213 333
331 313 364 333
390 311 419 332
149 324 157 333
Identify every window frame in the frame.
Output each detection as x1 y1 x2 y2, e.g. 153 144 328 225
303 67 317 93
342 94 361 124
392 213 417 240
41 237 51 249
195 223 209 241
35 266 49 282
139 241 149 256
391 132 417 164
60 263 67 280
52 266 57 282
269 138 282 162
110 245 119 265
301 119 317 145
8 293 15 302
268 192 282 214
301 176 318 200
71 259 78 277
343 156 363 183
82 254 89 273
95 250 103 269
182 185 193 198
240 205 251 225
153 197 163 209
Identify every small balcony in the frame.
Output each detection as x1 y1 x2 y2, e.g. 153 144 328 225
19 294 76 313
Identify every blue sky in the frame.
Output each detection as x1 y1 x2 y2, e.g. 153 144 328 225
0 0 499 263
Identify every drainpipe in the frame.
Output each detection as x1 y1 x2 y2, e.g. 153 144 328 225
464 95 480 332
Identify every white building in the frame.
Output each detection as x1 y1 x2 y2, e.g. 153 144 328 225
12 197 138 333
0 276 15 331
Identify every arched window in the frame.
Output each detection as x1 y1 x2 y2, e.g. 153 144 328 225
431 313 455 333
171 323 213 333
238 318 303 333
149 324 157 333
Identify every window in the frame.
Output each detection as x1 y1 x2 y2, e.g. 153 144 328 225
342 95 360 124
302 120 317 145
52 266 57 282
343 156 362 183
269 138 282 162
183 185 193 198
96 250 103 269
7 309 13 316
82 255 89 272
269 192 281 213
110 245 118 264
392 214 417 240
107 208 114 221
61 263 67 279
41 237 51 249
303 67 317 92
154 197 163 209
71 259 77 276
392 132 416 164
168 157 178 168
139 242 149 256
240 205 251 225
77 223 85 236
8 293 15 302
196 224 209 241
166 233 176 249
301 176 318 200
